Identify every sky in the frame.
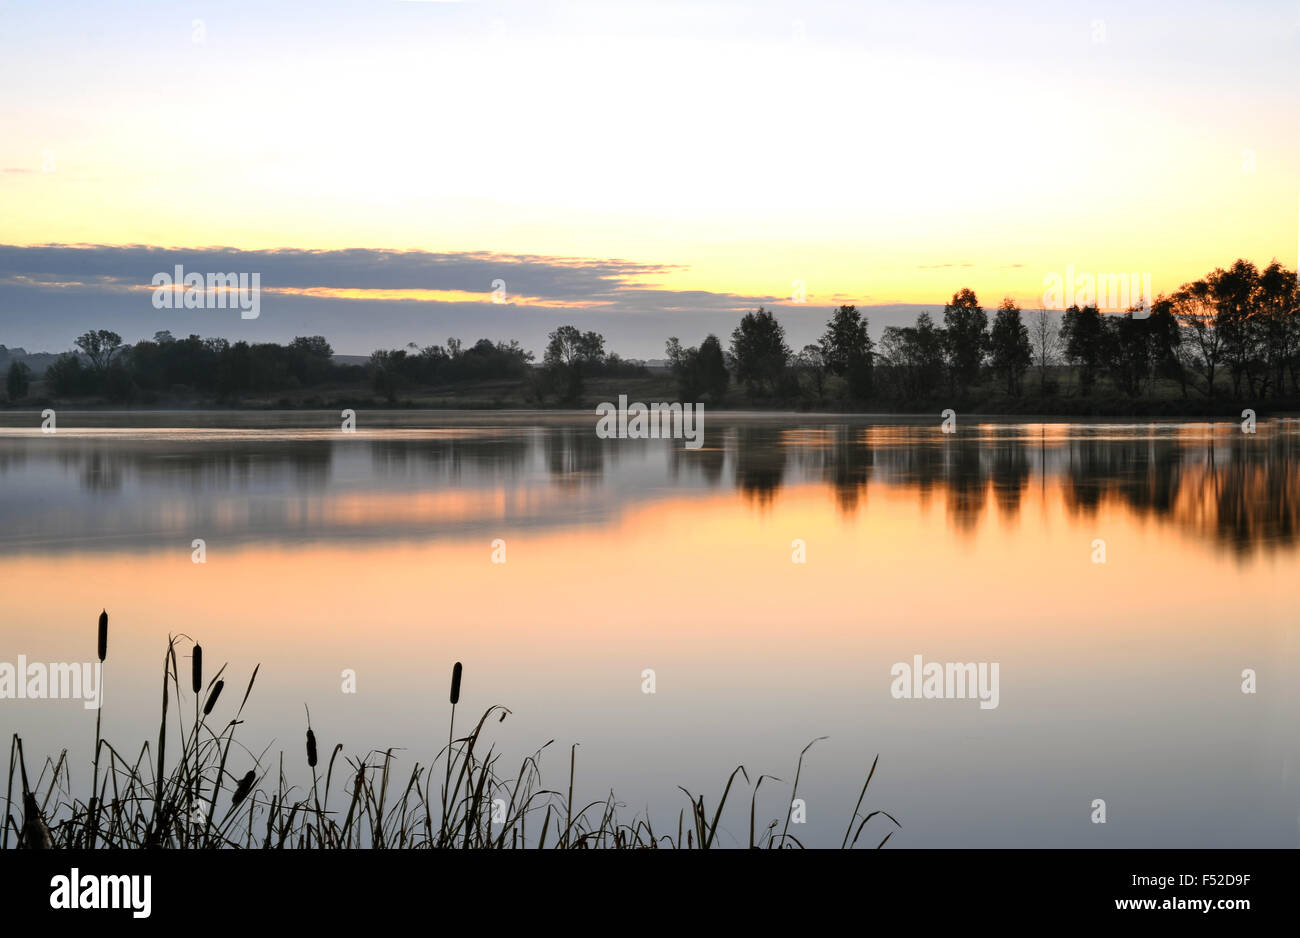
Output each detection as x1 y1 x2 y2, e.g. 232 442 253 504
1 0 1298 357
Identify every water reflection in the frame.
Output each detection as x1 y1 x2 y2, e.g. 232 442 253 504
1 414 1296 849
0 418 1297 557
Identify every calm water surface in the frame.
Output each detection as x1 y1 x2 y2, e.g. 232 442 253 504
1 411 1297 847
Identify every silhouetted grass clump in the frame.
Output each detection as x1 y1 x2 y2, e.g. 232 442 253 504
3 612 899 849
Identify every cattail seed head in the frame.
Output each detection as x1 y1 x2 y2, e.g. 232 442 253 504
97 610 107 662
306 728 318 768
202 679 224 715
231 770 255 806
192 644 202 695
450 662 462 705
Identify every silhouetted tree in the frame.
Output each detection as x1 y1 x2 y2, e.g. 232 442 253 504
1146 297 1187 397
5 361 31 400
1105 309 1154 397
667 334 729 402
543 325 606 401
989 298 1031 395
796 344 827 399
698 334 729 401
1029 309 1060 393
1061 304 1105 396
1258 261 1300 396
666 337 701 399
879 312 944 401
820 304 873 399
1211 260 1261 397
287 335 335 385
74 330 124 372
45 353 94 396
941 289 987 394
1172 281 1223 400
729 308 790 396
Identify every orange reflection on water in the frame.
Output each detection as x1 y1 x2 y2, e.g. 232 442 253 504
4 474 1290 667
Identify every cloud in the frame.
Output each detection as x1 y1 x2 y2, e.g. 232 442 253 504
0 244 688 301
0 244 935 357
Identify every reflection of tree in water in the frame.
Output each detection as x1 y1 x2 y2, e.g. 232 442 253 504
667 432 726 486
9 420 1300 557
733 426 788 507
942 438 987 531
1253 432 1300 546
0 448 26 476
732 423 1300 556
988 439 1031 518
826 426 873 512
886 433 945 502
1119 439 1185 517
52 442 335 493
1208 433 1300 553
1058 430 1300 556
1062 439 1127 514
369 434 529 483
78 450 123 493
544 427 605 486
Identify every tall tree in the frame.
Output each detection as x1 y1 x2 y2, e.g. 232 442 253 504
988 298 1032 395
543 326 605 368
1257 262 1299 396
1060 304 1105 396
819 305 873 374
697 334 729 401
666 336 701 399
941 288 988 394
878 311 944 401
74 330 124 372
1171 281 1223 400
543 325 606 401
1029 309 1060 393
1105 310 1154 397
1146 297 1186 398
667 334 730 402
819 304 874 400
5 361 31 400
1210 260 1261 397
729 307 790 396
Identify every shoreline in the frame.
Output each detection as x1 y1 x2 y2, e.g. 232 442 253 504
1 401 1296 422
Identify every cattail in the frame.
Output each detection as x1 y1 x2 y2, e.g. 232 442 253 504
306 728 318 768
21 793 53 850
97 610 107 662
191 644 202 695
449 662 462 705
202 679 224 715
231 770 255 806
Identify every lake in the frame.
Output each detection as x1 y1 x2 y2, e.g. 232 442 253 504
1 411 1297 847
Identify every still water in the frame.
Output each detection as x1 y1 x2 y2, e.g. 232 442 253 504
1 411 1297 847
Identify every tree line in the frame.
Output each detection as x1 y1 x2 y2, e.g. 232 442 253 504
664 256 1300 407
18 331 359 401
6 257 1296 408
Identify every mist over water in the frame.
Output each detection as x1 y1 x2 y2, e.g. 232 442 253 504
2 412 1297 847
